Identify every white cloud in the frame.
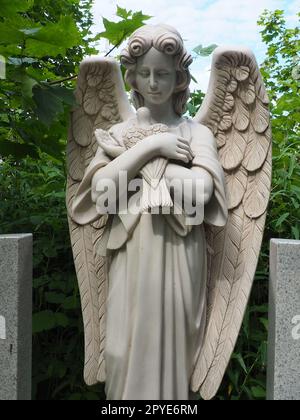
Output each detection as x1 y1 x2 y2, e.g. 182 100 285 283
91 0 299 91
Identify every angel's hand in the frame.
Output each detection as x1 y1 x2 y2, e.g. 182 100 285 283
99 142 126 158
95 128 126 157
149 133 194 164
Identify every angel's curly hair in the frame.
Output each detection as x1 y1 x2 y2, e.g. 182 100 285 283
120 24 193 116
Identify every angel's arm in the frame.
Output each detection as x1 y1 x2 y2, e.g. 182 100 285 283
165 163 214 207
91 127 193 203
165 124 220 209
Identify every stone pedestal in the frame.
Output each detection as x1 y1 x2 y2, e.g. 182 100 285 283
0 234 32 400
267 239 300 400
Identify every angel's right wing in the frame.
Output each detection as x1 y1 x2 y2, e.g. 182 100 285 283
66 57 134 385
190 47 271 399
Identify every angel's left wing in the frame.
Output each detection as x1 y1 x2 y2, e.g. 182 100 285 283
66 57 134 385
190 47 272 399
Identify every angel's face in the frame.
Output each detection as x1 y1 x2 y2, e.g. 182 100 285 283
135 47 177 105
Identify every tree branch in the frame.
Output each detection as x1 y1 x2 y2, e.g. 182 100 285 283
47 33 128 86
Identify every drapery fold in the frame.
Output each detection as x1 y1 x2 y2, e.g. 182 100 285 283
71 120 228 400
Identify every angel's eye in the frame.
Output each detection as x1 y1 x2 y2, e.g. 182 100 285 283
139 71 150 78
157 71 170 77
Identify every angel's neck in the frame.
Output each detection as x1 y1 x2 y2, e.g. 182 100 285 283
143 100 180 126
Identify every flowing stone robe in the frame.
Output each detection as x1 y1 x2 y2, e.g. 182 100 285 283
72 119 228 400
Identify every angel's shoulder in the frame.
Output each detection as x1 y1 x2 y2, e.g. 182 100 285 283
186 119 216 146
187 119 213 135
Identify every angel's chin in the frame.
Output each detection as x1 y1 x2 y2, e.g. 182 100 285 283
145 96 166 105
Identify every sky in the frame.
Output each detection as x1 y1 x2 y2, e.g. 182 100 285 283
91 0 299 91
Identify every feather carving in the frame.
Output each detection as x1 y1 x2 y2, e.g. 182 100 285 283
66 57 134 386
192 46 271 399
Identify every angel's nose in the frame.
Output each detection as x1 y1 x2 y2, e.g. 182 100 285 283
149 72 158 90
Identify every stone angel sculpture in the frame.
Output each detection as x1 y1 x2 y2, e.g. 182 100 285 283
66 24 271 400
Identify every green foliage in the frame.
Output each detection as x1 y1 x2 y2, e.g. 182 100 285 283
24 16 82 57
1 156 80 398
0 0 95 161
0 1 151 161
259 10 300 241
1 3 299 400
95 7 151 46
186 89 205 116
193 44 218 57
0 155 106 400
1 0 34 17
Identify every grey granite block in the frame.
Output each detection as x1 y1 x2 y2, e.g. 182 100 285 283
0 234 32 400
267 239 300 400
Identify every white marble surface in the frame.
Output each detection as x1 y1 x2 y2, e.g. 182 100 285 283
0 234 32 400
267 238 300 400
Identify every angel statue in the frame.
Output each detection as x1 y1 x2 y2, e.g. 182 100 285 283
66 24 271 400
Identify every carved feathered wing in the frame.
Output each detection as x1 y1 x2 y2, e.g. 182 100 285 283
191 47 272 399
66 57 134 385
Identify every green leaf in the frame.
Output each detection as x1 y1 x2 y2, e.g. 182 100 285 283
0 23 25 45
291 185 300 197
292 225 300 240
32 84 75 126
259 317 268 332
259 341 268 367
275 212 290 227
0 140 38 159
251 386 266 399
24 16 82 58
33 85 64 126
9 67 38 99
62 296 80 310
0 44 21 56
23 76 38 99
288 155 296 179
96 9 151 45
54 313 69 328
33 310 56 333
32 310 69 333
47 360 67 379
116 6 132 19
231 353 248 374
50 86 76 106
0 0 34 17
249 304 268 314
45 292 66 304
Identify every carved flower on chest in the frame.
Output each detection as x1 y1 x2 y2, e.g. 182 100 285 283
122 122 169 149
